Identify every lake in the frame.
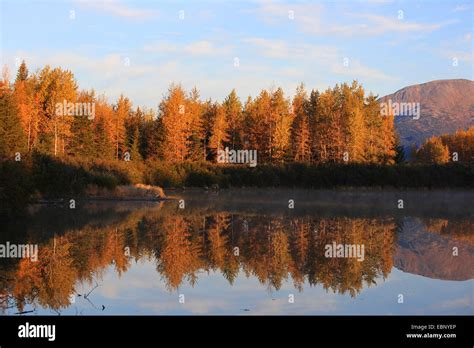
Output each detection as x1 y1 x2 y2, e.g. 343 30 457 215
1 189 473 315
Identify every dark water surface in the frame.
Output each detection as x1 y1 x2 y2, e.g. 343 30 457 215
1 189 473 315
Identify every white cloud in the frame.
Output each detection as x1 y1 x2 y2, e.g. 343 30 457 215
462 33 472 42
143 40 233 56
439 49 473 63
242 37 394 81
343 13 450 36
252 1 451 37
43 52 158 79
185 41 227 56
75 0 158 20
452 4 470 12
332 59 394 81
242 37 338 61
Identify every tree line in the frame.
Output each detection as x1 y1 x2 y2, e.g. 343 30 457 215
1 61 399 164
414 127 474 164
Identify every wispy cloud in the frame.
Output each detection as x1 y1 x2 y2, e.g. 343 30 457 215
75 0 158 20
252 1 452 37
342 13 450 36
143 40 233 56
332 59 394 81
242 37 338 61
438 49 473 63
243 37 395 81
452 4 471 12
461 33 472 42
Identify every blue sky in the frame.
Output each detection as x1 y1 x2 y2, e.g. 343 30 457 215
1 0 472 109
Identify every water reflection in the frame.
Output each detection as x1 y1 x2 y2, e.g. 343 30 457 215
0 190 473 315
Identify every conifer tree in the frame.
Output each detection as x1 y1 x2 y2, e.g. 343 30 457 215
416 136 450 164
209 103 229 157
160 84 191 162
187 87 205 161
70 114 94 158
271 88 292 162
129 127 142 161
0 91 27 159
13 61 38 151
223 89 243 150
15 61 28 83
291 84 311 162
114 94 131 160
94 115 113 159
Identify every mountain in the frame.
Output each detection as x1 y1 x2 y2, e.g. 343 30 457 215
393 218 474 281
379 79 474 148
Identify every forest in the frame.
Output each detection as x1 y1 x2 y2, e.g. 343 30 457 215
0 61 473 217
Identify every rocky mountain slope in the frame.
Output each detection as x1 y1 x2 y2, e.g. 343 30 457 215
379 79 474 147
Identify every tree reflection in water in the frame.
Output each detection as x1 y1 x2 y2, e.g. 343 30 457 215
0 198 472 313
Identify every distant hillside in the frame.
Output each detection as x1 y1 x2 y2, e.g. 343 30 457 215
379 79 474 147
393 218 474 281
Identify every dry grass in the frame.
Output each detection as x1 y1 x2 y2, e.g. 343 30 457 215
85 184 165 200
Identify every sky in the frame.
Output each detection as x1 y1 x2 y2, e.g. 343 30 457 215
0 0 472 109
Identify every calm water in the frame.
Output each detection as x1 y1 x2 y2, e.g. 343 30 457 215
1 189 473 315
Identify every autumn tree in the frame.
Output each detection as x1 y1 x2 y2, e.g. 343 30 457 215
69 90 95 157
13 61 38 151
290 84 311 162
243 90 271 160
271 88 292 162
223 89 243 149
35 66 78 156
114 94 131 160
441 126 474 163
93 95 115 160
160 84 191 162
140 109 164 160
364 94 383 162
129 127 142 161
16 61 28 82
415 136 450 164
342 82 366 163
0 88 27 159
186 87 205 161
306 89 321 162
209 102 229 157
315 88 342 162
378 113 396 164
70 111 94 158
